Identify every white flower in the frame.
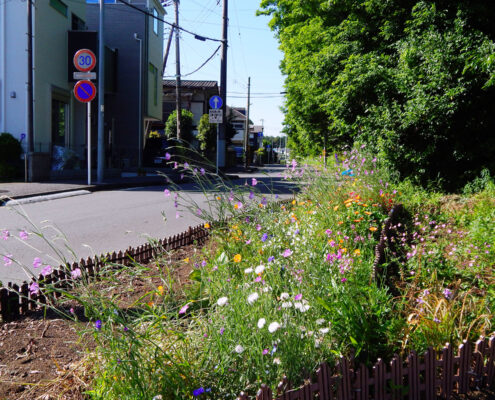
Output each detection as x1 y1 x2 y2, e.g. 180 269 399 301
262 286 272 293
319 327 330 334
281 301 293 308
273 357 281 365
280 292 290 300
294 300 310 312
244 267 254 274
316 318 325 325
268 322 281 333
257 318 266 329
235 345 244 354
247 292 259 304
217 297 228 306
255 264 265 274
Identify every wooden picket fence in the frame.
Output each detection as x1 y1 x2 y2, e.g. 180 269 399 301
240 336 495 400
0 224 210 321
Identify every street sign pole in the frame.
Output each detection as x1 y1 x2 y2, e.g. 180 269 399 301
87 101 91 186
216 124 220 175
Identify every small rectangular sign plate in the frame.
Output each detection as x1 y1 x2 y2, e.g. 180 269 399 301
73 72 97 80
209 109 223 124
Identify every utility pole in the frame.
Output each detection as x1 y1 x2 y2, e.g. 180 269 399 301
174 0 182 140
244 77 250 169
218 0 228 168
97 0 105 182
27 0 34 180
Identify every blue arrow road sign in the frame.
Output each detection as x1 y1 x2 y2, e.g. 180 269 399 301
209 95 223 110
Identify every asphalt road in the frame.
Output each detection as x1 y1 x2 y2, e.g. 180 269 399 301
0 166 296 285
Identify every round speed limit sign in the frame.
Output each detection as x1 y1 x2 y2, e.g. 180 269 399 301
73 49 96 72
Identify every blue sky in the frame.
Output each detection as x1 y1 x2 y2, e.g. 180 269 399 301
162 0 286 137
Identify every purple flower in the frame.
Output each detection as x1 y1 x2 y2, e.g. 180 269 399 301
165 152 171 160
268 256 275 262
256 224 262 231
219 327 225 335
1 230 10 240
249 191 254 200
33 257 42 268
261 233 268 242
443 288 452 300
184 162 189 169
71 268 82 279
263 348 269 355
193 387 205 397
261 197 267 206
200 168 205 176
197 208 202 216
41 265 53 276
282 249 293 258
245 239 251 245
19 230 28 240
252 178 257 186
164 189 171 197
95 320 102 330
294 293 302 301
179 304 189 315
174 161 178 169
3 254 12 266
29 282 39 295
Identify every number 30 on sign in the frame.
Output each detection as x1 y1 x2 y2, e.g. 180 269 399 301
73 49 96 72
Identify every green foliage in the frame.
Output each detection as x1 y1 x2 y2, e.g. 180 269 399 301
0 132 22 179
260 0 495 190
196 114 216 155
165 109 195 143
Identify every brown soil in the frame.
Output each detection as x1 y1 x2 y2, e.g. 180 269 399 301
0 243 202 400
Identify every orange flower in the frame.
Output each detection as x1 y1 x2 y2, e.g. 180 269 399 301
234 254 242 263
204 223 211 229
369 227 378 232
338 221 344 225
364 211 372 215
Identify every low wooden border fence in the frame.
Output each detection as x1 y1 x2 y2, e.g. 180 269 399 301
0 224 210 321
240 336 495 399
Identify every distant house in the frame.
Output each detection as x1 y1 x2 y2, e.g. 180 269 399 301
161 80 219 132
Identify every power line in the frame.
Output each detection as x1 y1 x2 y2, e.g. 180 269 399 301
164 45 221 78
114 0 223 43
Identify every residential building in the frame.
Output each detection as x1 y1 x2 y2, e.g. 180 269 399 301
86 0 165 168
1 0 88 179
161 80 219 131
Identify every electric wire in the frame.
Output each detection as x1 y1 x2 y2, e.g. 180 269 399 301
164 45 220 78
114 0 223 43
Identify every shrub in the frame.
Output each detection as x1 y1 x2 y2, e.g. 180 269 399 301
165 110 195 144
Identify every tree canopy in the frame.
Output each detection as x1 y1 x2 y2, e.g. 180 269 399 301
259 0 495 189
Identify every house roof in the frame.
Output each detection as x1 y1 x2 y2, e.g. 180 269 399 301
163 80 218 89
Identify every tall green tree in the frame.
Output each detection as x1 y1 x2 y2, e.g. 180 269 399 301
259 0 495 189
165 110 195 144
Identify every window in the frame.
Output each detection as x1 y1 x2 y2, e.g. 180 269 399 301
149 63 158 106
50 0 68 17
153 8 159 35
71 14 86 30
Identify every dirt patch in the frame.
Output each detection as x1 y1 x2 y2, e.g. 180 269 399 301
0 242 206 399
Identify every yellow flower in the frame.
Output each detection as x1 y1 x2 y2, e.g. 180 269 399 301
341 248 347 254
369 226 378 232
204 223 211 229
157 286 164 295
354 249 361 256
334 205 339 211
183 257 190 263
234 254 242 263
292 200 297 205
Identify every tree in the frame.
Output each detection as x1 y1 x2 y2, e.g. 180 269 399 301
259 0 495 190
197 114 216 156
165 110 195 144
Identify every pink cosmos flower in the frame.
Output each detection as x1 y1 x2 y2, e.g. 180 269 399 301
165 152 171 160
252 178 257 186
41 265 53 276
19 231 29 240
179 304 189 315
174 162 178 169
71 268 82 279
3 255 13 266
294 294 302 301
1 230 10 240
282 249 293 258
33 257 42 269
29 282 39 295
262 349 269 355
164 189 171 197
